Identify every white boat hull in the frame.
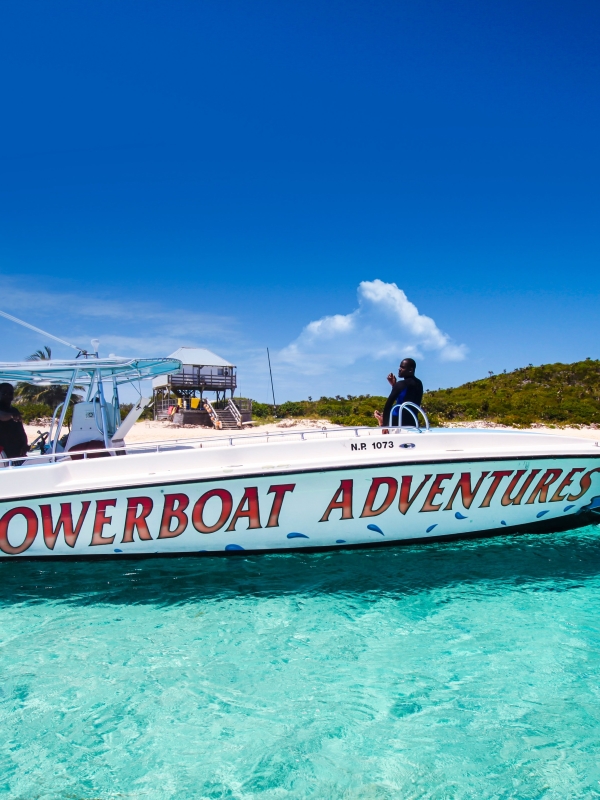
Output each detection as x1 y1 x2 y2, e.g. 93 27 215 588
1 428 599 558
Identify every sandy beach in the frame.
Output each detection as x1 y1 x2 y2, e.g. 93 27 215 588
22 418 600 445
22 417 341 446
443 420 600 441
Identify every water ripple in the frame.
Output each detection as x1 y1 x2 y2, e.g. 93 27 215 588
1 525 600 798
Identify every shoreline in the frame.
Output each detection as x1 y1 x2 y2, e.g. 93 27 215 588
22 418 600 444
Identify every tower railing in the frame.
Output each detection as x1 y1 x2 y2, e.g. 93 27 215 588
226 398 242 426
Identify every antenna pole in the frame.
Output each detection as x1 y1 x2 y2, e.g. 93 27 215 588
0 309 87 355
267 347 277 413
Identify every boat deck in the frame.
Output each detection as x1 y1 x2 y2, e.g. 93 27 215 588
2 427 599 506
3 425 599 471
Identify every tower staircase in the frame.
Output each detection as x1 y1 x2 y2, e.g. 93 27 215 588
203 398 242 430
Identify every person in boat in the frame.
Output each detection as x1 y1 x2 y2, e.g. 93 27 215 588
0 383 28 459
374 358 424 427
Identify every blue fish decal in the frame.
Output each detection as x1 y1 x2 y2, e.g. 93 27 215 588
336 540 346 544
501 520 507 526
367 524 384 535
225 544 245 551
455 512 468 520
426 524 437 533
536 510 549 518
563 505 576 512
287 532 309 539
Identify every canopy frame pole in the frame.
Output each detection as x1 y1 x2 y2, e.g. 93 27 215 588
97 374 112 450
112 376 121 425
51 369 79 456
47 402 64 453
86 370 96 402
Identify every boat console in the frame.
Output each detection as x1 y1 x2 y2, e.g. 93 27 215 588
0 356 181 460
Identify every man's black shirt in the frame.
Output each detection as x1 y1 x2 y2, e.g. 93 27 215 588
0 407 28 458
382 376 424 426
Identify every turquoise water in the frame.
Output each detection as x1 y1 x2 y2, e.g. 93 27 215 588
1 527 600 799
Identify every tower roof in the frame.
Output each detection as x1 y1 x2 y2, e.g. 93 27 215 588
167 347 234 368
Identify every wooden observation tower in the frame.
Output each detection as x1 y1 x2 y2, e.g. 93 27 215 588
152 347 251 428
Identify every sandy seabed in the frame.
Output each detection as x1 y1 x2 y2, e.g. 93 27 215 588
22 418 600 445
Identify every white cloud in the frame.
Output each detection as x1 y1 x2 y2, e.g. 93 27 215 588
0 279 245 403
278 279 467 375
0 275 468 401
0 279 238 360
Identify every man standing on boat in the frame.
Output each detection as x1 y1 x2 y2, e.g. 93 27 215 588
374 358 423 427
0 383 28 459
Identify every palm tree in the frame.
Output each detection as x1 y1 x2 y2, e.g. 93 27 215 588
14 346 81 407
26 346 52 361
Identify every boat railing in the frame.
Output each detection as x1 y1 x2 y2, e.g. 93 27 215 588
0 421 431 470
388 402 430 431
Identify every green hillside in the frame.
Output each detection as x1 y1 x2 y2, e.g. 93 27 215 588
253 359 600 427
17 359 598 428
252 395 386 428
423 359 600 426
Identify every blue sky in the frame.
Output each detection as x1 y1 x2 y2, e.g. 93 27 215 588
0 0 599 401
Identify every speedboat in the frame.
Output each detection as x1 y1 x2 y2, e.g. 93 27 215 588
0 357 599 559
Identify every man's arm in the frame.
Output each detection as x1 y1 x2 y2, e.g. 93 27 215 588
0 409 19 422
